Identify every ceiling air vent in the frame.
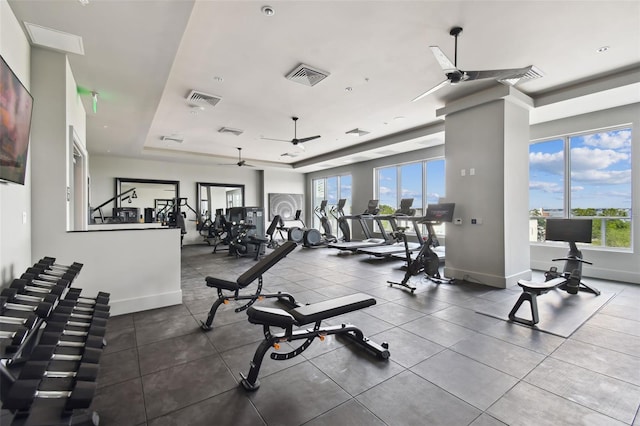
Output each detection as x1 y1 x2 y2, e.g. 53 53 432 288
186 90 222 108
161 135 184 143
345 128 370 137
218 127 244 136
286 63 330 87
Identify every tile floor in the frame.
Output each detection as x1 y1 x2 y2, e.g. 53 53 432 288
47 245 640 424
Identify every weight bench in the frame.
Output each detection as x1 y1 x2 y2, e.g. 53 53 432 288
200 241 300 331
239 292 390 391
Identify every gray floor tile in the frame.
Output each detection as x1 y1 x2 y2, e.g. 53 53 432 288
393 293 451 314
97 347 140 388
371 326 445 368
481 321 565 355
587 313 640 337
524 357 640 423
357 370 481 426
221 340 307 380
91 378 146 426
400 315 477 347
488 381 627 426
107 313 134 330
135 314 201 346
451 333 545 378
469 413 509 426
103 324 136 355
411 349 518 410
365 300 426 326
599 303 640 322
204 318 266 352
147 388 264 426
303 399 385 426
133 304 191 328
571 324 640 357
310 345 405 395
551 339 640 386
247 362 351 426
138 331 216 375
142 354 237 420
432 305 502 332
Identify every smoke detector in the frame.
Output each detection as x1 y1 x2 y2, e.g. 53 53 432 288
186 90 222 108
286 63 330 87
218 127 244 136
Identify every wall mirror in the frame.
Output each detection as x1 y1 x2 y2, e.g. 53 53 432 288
112 178 180 223
196 182 245 222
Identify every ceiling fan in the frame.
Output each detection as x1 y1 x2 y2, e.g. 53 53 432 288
218 147 255 167
412 26 543 102
261 117 320 151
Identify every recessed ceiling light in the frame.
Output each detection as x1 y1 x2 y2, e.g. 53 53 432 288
261 5 275 16
345 87 353 92
213 76 224 82
77 0 89 5
597 46 610 53
103 125 108 129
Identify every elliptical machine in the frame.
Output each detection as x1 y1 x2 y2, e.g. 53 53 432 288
330 199 351 242
388 203 456 292
303 200 338 247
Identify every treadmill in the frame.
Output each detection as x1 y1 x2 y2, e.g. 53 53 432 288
327 200 393 251
357 199 424 257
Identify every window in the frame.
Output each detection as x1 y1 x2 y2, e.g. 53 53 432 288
374 158 446 234
529 127 632 249
311 174 352 232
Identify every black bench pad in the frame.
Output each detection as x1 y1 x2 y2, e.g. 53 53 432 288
205 277 238 291
247 293 376 327
237 242 297 287
517 277 565 293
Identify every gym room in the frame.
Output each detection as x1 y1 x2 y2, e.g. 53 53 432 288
1 1 638 425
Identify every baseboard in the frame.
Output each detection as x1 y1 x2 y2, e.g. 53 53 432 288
444 267 531 289
108 290 183 316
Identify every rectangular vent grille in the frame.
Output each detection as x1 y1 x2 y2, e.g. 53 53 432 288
218 127 244 136
186 90 222 107
499 66 544 86
161 136 184 143
286 63 330 87
345 128 370 137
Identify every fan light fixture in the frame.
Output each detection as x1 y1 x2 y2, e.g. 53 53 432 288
261 6 275 16
91 91 98 114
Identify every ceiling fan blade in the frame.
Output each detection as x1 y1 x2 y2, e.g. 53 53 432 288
429 46 458 73
261 137 292 143
296 135 320 143
463 65 544 84
412 79 450 102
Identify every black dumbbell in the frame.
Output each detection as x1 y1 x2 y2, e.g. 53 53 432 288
39 331 104 349
30 344 102 364
0 296 53 318
58 299 110 315
21 272 72 288
0 313 38 328
17 360 99 381
55 303 110 319
11 278 66 297
52 308 109 324
3 379 96 410
64 291 110 307
25 266 77 283
1 287 58 306
48 312 107 329
38 258 83 273
0 328 29 346
45 322 106 338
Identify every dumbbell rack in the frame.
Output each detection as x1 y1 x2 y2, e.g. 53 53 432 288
0 257 110 426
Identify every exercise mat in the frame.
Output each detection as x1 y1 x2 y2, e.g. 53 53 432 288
476 288 614 338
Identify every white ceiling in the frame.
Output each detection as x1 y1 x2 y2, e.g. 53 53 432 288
7 0 640 173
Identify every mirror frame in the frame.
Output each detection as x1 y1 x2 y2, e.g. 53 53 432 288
196 182 245 220
115 178 180 208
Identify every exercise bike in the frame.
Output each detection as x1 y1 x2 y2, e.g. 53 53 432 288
388 203 456 292
303 200 338 247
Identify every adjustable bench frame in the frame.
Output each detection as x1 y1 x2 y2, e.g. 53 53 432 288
200 241 300 331
240 293 390 391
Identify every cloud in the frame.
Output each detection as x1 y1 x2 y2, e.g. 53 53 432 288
401 188 422 197
571 169 632 185
570 147 629 171
530 181 563 193
529 150 563 175
378 186 393 195
582 129 631 150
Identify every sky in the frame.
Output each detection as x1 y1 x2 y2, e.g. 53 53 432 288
378 159 445 210
529 128 632 213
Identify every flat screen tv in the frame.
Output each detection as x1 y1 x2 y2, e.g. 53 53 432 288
545 218 592 243
0 54 33 185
